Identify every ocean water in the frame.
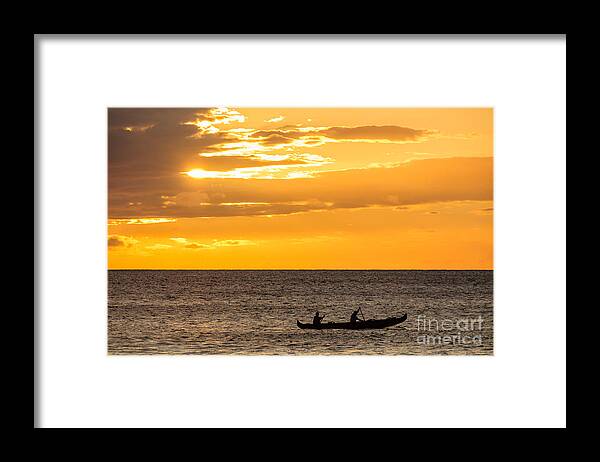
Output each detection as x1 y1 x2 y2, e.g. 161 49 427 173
108 270 493 355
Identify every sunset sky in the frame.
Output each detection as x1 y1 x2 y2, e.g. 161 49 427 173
108 108 492 269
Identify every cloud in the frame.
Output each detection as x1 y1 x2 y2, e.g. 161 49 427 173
184 153 332 179
108 218 177 226
108 108 207 130
265 116 285 123
109 157 492 219
188 153 330 172
475 207 494 215
146 244 173 250
246 125 435 148
321 125 433 142
170 238 255 250
109 107 244 132
172 124 436 166
109 108 435 180
108 235 138 248
185 239 254 249
212 239 255 247
192 107 245 125
108 109 481 221
185 242 211 249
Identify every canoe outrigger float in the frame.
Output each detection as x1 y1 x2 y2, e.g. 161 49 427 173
297 313 408 330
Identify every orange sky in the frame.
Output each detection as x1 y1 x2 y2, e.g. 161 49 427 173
108 108 493 269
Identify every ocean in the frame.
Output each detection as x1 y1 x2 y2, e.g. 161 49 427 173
108 270 493 355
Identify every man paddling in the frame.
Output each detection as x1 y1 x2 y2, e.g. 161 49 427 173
313 311 325 326
350 309 362 325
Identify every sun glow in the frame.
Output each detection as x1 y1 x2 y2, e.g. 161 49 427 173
185 169 252 179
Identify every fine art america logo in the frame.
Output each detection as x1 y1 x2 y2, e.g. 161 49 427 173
416 315 484 346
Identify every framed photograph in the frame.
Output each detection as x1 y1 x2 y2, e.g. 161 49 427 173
35 34 566 428
107 107 493 356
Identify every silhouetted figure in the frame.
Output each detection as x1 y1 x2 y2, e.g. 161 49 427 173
313 311 325 326
350 309 361 325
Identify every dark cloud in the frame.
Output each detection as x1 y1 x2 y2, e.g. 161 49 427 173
108 108 209 130
108 237 124 247
249 125 434 146
185 242 210 249
108 235 137 248
252 129 307 140
109 109 436 192
108 109 477 221
108 108 240 204
257 134 296 146
109 157 493 219
320 125 433 142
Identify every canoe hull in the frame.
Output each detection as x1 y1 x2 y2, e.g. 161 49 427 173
297 313 407 330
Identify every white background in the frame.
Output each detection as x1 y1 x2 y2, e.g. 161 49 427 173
36 35 566 428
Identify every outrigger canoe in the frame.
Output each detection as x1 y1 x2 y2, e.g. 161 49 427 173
297 313 407 330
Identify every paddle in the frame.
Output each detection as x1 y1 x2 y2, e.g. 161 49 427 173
359 307 366 321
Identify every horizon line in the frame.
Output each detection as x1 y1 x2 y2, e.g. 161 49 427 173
108 268 493 271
